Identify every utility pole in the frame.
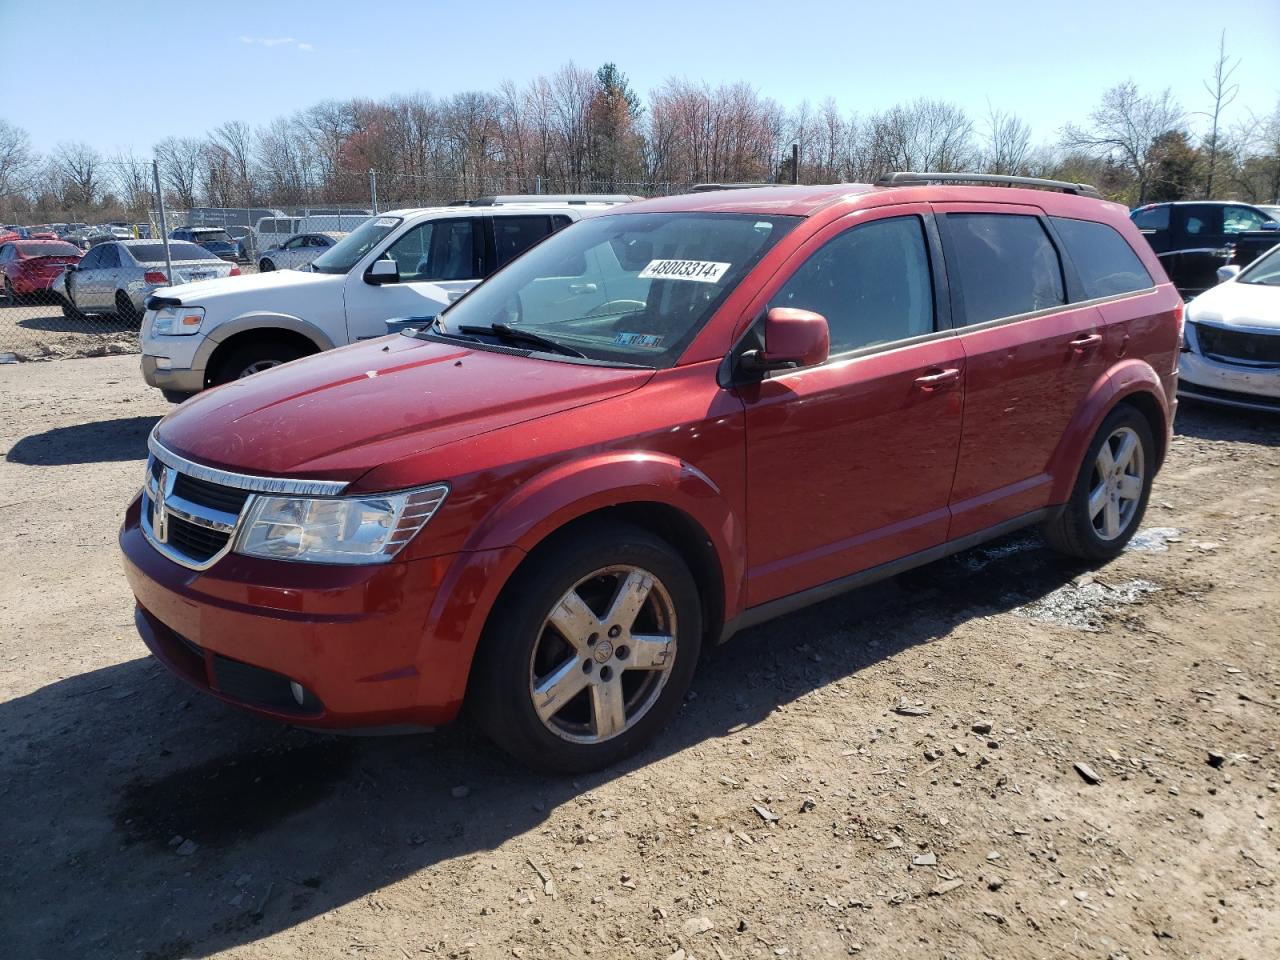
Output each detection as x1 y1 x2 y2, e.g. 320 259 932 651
152 159 174 283
791 143 799 185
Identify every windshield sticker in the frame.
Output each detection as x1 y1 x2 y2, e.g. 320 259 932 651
614 332 665 348
638 259 731 283
375 217 398 227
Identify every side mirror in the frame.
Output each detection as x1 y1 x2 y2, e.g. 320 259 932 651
1216 263 1242 284
365 258 399 285
741 307 830 374
1260 221 1279 231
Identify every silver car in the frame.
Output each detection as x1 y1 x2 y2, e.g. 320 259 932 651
53 239 237 323
257 231 346 272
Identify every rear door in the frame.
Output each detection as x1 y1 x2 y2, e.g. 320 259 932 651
741 206 965 605
935 204 1106 538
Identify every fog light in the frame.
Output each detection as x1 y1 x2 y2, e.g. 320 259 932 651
290 681 305 706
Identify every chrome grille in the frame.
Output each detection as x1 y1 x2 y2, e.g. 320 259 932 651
142 452 249 570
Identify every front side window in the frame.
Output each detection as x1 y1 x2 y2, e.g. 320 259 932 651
1131 205 1170 231
1050 217 1154 299
382 219 478 282
78 247 102 269
1223 206 1272 234
435 212 797 367
770 216 935 354
945 214 1065 325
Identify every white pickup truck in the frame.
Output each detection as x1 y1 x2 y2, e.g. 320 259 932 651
139 197 633 399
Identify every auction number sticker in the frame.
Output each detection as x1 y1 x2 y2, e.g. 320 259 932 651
638 259 731 283
614 332 665 347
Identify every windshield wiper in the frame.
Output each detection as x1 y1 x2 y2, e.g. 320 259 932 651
455 323 586 358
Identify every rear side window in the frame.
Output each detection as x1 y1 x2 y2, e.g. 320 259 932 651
945 214 1065 325
495 216 555 267
771 215 935 354
1131 206 1170 231
1051 217 1154 299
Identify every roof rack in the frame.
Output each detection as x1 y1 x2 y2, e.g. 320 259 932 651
875 172 1101 198
454 194 641 207
690 182 785 192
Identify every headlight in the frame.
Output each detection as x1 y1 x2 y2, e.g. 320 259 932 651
151 305 205 336
235 484 448 564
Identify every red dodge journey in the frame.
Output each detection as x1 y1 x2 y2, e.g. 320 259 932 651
121 174 1181 771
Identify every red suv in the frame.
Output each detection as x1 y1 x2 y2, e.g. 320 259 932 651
121 174 1181 772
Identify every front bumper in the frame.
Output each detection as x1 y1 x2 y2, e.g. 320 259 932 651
120 496 496 729
141 354 205 393
1179 350 1280 413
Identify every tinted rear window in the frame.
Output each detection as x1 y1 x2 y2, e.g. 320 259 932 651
128 242 215 262
945 214 1065 325
1130 206 1170 231
1050 217 1154 299
18 241 80 257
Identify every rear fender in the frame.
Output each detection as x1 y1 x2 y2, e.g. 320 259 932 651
1046 359 1171 503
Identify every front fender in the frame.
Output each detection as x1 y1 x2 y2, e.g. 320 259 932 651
192 312 337 370
466 451 745 617
1046 358 1172 503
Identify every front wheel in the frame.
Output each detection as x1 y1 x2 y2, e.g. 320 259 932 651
258 259 274 272
3 277 22 304
210 338 311 386
115 290 141 325
61 295 86 322
469 523 703 773
1042 404 1155 561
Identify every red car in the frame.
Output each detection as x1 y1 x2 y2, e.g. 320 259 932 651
1 239 83 301
121 174 1181 771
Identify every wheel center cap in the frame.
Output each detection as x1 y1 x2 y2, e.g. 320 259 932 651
593 640 614 664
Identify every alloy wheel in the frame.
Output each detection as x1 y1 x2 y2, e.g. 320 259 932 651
239 359 283 378
1089 425 1145 540
529 565 678 744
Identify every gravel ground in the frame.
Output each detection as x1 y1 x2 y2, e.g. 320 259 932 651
1 355 1277 960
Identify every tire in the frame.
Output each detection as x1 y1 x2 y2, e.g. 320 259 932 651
3 277 23 305
1042 404 1155 562
469 523 703 773
115 290 141 325
258 259 274 272
210 337 310 386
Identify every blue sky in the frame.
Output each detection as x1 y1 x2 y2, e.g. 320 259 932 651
2 0 1277 155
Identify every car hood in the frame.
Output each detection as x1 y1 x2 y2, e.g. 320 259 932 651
153 334 652 482
153 267 335 306
1188 280 1280 331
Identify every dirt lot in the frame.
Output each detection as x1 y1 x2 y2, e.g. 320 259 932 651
1 354 1277 960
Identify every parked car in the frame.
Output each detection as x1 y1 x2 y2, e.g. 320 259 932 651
0 239 82 302
171 226 239 262
139 198 630 398
1178 243 1280 412
121 175 1181 772
224 225 252 262
257 231 346 272
252 213 370 258
53 239 239 323
1131 200 1278 298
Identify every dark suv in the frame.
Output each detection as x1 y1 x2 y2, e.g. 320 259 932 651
122 173 1181 772
1131 200 1278 297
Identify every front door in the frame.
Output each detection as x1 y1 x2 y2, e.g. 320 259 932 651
342 217 485 342
741 208 965 606
934 204 1106 537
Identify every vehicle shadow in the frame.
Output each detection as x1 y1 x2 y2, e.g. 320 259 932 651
2 529 1090 959
6 415 161 465
17 313 134 334
1174 397 1280 446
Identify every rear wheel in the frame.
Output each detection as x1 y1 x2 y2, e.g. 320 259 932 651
1042 404 1155 561
210 337 310 385
115 290 141 325
470 523 702 773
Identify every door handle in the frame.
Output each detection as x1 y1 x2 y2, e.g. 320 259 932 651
1069 333 1102 353
914 367 960 391
568 281 598 295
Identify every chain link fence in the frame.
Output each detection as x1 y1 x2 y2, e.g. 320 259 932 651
0 170 692 364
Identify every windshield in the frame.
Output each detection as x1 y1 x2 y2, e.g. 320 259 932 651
129 241 218 263
434 212 798 367
311 216 402 274
1239 245 1280 286
18 241 80 257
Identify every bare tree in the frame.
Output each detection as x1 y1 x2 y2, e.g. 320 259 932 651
108 150 154 220
868 98 975 174
1199 32 1240 198
49 141 102 210
0 120 39 210
1063 82 1184 203
981 105 1032 175
154 137 206 209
